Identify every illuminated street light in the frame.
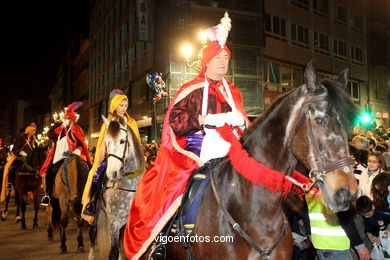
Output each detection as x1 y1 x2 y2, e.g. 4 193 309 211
182 44 193 61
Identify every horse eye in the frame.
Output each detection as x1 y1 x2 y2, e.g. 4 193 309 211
315 117 327 126
120 139 125 144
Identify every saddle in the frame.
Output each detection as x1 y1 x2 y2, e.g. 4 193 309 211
150 166 212 260
171 170 210 236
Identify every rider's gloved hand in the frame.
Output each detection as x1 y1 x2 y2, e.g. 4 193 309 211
204 113 228 127
19 151 27 157
225 112 245 127
73 149 81 156
62 119 70 127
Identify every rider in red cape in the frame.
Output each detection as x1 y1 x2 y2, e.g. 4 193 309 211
40 102 92 206
124 12 249 259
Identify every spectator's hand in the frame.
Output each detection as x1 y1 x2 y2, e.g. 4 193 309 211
367 232 381 245
73 149 81 156
356 246 370 260
225 112 245 127
19 151 27 157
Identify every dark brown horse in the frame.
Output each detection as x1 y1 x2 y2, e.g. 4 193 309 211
149 63 359 259
15 146 47 229
46 153 89 254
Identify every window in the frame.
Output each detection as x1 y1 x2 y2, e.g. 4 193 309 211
313 0 329 17
346 81 360 101
351 45 364 65
334 39 348 59
313 31 330 55
291 24 310 49
265 14 287 42
352 13 363 31
234 48 257 75
263 60 303 92
291 0 309 9
334 5 347 25
374 79 379 99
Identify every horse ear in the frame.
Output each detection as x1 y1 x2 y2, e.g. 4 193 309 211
101 115 110 127
336 68 349 88
304 61 317 92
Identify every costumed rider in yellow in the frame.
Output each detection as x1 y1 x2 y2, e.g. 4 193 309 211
81 89 142 223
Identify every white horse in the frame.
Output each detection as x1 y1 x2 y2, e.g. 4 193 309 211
89 116 145 260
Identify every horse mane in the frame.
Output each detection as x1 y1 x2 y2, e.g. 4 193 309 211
320 79 358 130
107 120 121 139
126 126 146 171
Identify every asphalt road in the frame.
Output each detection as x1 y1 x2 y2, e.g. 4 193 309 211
0 199 92 260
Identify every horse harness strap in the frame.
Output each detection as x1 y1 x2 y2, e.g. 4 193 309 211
106 126 129 175
104 181 136 193
303 95 355 182
210 171 287 259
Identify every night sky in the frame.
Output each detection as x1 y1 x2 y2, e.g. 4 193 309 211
0 1 89 105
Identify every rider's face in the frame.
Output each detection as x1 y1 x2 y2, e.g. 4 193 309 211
29 129 36 136
205 50 229 81
116 99 128 117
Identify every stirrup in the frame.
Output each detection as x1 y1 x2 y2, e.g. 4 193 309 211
82 202 96 216
149 244 166 260
41 195 51 206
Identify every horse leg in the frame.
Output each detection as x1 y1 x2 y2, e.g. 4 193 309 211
1 192 11 221
59 199 68 254
108 220 120 260
15 189 21 222
46 205 54 240
32 191 39 229
76 218 85 252
20 193 27 230
88 214 98 260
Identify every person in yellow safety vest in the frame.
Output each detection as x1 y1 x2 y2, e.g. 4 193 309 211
306 190 371 260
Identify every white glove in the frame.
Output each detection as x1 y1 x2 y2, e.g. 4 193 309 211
73 149 81 156
62 119 70 127
225 112 245 127
19 151 27 157
204 113 228 127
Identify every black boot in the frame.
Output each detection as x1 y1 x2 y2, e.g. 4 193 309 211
83 182 99 216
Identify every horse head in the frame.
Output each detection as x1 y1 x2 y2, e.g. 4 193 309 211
290 62 358 211
103 115 145 181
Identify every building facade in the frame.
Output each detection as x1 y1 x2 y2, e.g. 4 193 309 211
89 0 264 143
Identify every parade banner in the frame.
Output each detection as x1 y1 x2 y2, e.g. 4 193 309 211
136 0 151 42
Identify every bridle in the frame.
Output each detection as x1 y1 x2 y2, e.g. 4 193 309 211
209 88 355 259
106 126 129 175
299 92 355 185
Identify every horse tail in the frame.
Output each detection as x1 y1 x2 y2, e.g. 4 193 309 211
51 198 61 230
97 211 111 259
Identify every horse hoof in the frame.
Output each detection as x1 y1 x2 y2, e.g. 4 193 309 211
48 236 54 241
60 249 67 254
21 224 27 230
33 224 38 229
15 216 21 223
1 210 8 221
78 247 85 253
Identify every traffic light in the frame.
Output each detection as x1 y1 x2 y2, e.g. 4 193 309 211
359 110 373 124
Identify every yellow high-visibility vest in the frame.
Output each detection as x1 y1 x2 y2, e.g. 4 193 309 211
306 192 350 250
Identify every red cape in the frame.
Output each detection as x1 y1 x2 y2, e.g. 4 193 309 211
39 124 92 176
123 75 248 259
